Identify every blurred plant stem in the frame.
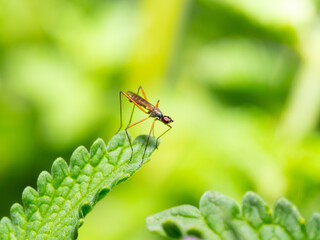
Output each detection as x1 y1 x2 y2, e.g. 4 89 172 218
127 0 188 89
277 19 320 141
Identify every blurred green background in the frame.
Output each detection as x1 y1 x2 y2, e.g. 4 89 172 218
1 0 320 239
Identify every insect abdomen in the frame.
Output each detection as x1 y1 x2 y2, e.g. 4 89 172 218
127 91 153 110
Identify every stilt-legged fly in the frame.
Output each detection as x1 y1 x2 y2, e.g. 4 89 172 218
117 86 173 164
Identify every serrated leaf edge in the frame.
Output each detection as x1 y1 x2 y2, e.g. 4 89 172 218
147 190 320 240
0 132 158 240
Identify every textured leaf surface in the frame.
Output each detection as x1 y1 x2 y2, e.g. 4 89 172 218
147 191 320 240
0 131 158 240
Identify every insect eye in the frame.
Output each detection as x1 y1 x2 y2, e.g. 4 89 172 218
163 116 172 123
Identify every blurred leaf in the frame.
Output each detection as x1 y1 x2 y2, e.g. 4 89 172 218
188 0 297 45
147 190 320 240
0 131 158 240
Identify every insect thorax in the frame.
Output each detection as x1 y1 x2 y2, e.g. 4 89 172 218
149 107 163 119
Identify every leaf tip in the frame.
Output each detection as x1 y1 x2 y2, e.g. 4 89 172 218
89 138 107 167
70 146 90 178
22 186 39 215
52 157 70 188
307 212 320 238
0 217 14 240
37 171 53 196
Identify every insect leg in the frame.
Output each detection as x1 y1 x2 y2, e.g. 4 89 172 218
149 100 159 137
117 90 148 133
156 124 172 148
128 86 143 126
120 91 148 114
141 119 157 164
118 91 149 161
117 91 124 133
126 116 150 129
125 116 151 163
139 86 148 101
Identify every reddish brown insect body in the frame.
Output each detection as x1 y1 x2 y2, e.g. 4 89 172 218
118 87 173 164
127 91 155 112
127 91 173 124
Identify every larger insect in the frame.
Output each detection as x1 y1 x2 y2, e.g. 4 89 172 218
118 86 173 164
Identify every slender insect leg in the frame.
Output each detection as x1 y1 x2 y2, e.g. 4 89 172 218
139 86 148 101
117 90 148 132
128 86 149 126
152 124 155 137
156 124 172 148
120 91 148 114
151 100 160 137
125 116 150 162
126 116 150 130
128 86 142 126
118 91 149 161
117 91 124 133
141 119 157 164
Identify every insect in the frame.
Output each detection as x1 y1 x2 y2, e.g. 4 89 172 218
118 86 173 164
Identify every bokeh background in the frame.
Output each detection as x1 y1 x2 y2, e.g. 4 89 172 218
1 0 320 239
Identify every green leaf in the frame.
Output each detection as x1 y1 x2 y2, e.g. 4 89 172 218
307 213 320 240
147 190 320 240
0 131 158 240
147 204 219 240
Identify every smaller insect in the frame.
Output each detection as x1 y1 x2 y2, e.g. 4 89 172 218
118 86 173 164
